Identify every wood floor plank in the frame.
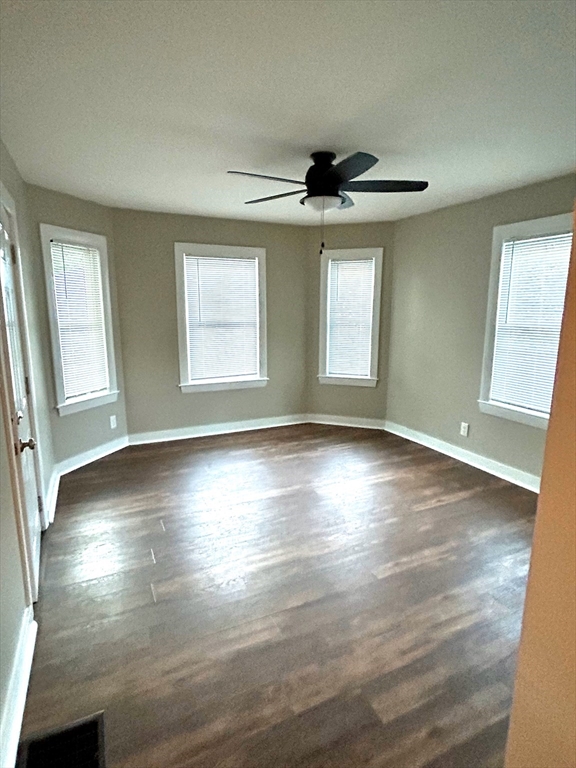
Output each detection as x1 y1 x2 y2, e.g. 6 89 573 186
22 425 536 767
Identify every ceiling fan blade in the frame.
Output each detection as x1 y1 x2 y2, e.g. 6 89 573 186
228 171 305 186
323 152 378 185
244 189 305 205
339 192 354 209
341 180 429 193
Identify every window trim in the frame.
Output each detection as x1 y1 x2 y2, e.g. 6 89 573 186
40 224 118 416
174 242 268 392
479 212 572 429
318 247 383 387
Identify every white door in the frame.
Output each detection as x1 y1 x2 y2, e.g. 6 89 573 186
0 205 41 601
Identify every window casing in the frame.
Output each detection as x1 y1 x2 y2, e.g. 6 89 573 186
318 248 383 387
479 213 572 429
174 243 267 392
41 224 118 416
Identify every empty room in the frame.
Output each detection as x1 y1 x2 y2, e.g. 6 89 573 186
0 1 574 767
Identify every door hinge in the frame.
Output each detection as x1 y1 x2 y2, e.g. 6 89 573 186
38 496 44 514
24 376 30 396
10 243 17 265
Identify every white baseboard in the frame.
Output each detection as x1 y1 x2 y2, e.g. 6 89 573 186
57 436 129 477
383 420 540 493
306 413 386 431
129 414 308 445
44 414 539 528
0 607 37 768
305 414 540 493
44 468 60 525
44 437 129 523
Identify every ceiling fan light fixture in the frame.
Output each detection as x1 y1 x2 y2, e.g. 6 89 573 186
302 195 343 212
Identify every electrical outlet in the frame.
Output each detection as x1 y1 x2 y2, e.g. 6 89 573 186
110 414 117 430
460 422 469 437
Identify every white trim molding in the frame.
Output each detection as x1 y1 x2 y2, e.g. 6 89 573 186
57 436 129 476
45 468 60 525
1 181 48 533
479 212 572 428
478 399 548 430
40 224 119 417
57 390 119 417
179 377 268 393
129 414 308 445
317 375 377 388
382 420 540 493
306 413 386 430
305 414 540 493
46 413 540 527
318 247 383 387
174 242 267 392
0 607 37 768
42 437 128 524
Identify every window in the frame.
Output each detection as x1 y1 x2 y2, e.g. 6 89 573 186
480 213 572 428
319 248 383 387
175 243 267 392
40 224 118 416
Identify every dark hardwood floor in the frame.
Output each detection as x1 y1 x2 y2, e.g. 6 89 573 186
22 424 536 767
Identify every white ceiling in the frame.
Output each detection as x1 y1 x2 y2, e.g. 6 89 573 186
0 0 574 225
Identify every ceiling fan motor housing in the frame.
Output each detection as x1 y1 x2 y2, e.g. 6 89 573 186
302 151 345 206
305 151 340 198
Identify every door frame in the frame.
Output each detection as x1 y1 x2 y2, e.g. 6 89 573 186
0 181 46 604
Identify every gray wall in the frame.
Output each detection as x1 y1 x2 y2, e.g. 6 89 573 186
304 221 395 419
387 174 576 476
16 170 576 472
1 137 568 768
25 185 128 462
3 136 574 476
112 209 308 435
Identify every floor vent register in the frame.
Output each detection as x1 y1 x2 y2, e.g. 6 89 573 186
17 712 106 768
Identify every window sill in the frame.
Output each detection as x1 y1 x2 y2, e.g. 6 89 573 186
318 375 378 388
57 390 119 416
180 377 269 393
478 399 548 429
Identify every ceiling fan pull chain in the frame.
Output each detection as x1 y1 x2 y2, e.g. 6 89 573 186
319 198 326 255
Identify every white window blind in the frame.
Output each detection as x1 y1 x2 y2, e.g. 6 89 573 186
490 231 572 415
50 240 110 402
184 255 259 381
326 258 375 377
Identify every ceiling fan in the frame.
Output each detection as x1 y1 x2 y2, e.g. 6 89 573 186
228 151 428 210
